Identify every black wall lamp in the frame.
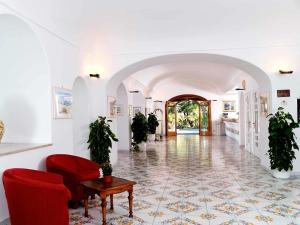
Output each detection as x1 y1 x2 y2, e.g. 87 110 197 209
129 90 139 93
145 97 152 100
279 70 293 74
235 88 245 91
154 100 163 103
89 74 100 79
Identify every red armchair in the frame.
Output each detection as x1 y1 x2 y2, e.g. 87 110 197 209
3 168 71 225
46 154 100 207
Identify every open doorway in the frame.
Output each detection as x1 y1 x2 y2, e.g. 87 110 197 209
166 94 211 136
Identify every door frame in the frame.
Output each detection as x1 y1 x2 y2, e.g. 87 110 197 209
165 94 212 136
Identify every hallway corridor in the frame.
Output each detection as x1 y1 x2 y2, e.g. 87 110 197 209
70 136 300 225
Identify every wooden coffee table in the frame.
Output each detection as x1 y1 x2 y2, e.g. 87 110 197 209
80 176 136 225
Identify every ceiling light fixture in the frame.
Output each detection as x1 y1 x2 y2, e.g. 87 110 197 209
279 70 293 74
89 74 100 79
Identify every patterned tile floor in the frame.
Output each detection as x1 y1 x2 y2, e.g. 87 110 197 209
70 135 300 225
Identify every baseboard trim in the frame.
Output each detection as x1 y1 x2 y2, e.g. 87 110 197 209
0 218 10 225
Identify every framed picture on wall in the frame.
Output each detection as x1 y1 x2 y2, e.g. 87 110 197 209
116 104 123 116
133 107 141 115
107 96 117 118
260 95 268 117
53 87 72 119
222 100 236 112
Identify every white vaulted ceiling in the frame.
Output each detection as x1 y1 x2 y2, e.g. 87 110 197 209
2 0 300 53
128 61 252 96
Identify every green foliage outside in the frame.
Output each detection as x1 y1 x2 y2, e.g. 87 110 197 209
268 107 299 171
176 101 199 129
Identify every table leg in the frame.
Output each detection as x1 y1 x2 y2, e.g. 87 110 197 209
84 192 89 217
100 193 107 225
128 188 133 218
110 194 114 210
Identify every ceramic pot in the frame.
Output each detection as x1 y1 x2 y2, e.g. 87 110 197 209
103 175 112 183
137 142 146 151
148 134 155 142
0 120 4 143
272 169 291 179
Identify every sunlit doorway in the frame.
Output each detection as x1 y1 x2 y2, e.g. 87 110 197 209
166 94 211 136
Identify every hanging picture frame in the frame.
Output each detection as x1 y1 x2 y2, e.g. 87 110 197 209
222 100 236 112
107 96 117 118
53 87 72 119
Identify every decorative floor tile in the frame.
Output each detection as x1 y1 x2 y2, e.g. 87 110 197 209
214 202 250 216
165 201 199 213
69 136 300 225
255 191 287 201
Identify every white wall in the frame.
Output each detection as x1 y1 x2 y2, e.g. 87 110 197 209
116 84 130 151
0 14 51 143
72 77 89 159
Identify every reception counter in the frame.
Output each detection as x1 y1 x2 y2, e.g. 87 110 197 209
223 120 239 143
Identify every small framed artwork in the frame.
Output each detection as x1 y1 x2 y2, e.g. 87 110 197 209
107 96 117 118
277 89 290 97
222 100 236 112
53 87 72 119
260 95 268 116
133 107 141 115
116 104 123 116
297 99 300 123
128 105 133 117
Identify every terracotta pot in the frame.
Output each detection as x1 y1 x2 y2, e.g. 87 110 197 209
103 175 112 183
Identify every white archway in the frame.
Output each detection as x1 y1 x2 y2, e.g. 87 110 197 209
72 76 90 159
106 53 272 167
0 14 51 143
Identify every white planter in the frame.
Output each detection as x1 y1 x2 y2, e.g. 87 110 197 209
137 142 146 151
272 169 291 179
148 134 155 142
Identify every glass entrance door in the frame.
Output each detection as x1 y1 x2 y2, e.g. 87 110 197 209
166 102 177 136
199 101 212 136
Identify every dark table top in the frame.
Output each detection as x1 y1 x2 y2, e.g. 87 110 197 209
80 176 136 192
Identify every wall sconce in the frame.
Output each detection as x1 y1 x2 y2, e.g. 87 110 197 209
145 97 152 100
235 88 245 91
279 70 293 74
129 90 139 93
154 100 163 103
89 74 100 79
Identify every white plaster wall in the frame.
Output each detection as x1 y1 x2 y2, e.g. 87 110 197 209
116 84 130 151
0 14 51 143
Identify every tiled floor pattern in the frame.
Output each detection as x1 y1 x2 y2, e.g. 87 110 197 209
70 136 300 225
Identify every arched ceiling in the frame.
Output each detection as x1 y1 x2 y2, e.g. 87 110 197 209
126 61 253 96
3 0 300 53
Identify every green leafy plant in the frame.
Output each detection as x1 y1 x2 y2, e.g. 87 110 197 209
102 162 113 176
87 116 118 165
147 113 159 134
267 107 299 171
131 112 148 150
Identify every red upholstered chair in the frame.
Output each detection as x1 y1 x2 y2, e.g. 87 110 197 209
3 168 71 225
46 154 100 207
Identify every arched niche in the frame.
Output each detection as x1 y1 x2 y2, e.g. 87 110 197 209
72 76 90 158
0 14 51 143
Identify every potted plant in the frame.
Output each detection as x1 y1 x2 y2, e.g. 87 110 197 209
147 113 159 141
131 112 148 151
87 116 118 177
267 107 299 179
102 162 113 183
